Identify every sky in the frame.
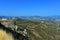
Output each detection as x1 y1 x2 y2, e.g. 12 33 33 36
0 0 60 16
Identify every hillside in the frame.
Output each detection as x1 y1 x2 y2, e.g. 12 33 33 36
14 17 60 40
0 16 60 40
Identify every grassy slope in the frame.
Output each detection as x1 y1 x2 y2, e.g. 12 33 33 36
1 18 59 40
0 29 14 40
15 18 60 40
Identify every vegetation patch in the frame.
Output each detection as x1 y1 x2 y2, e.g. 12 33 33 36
0 29 14 40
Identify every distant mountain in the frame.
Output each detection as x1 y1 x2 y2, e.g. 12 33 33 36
19 16 60 20
49 16 60 19
19 16 54 20
0 16 60 20
0 16 13 19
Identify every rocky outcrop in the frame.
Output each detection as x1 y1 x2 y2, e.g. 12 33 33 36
0 23 28 40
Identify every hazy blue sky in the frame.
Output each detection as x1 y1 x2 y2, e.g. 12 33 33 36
0 0 60 16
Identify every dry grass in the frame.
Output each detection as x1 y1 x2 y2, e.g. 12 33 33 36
0 29 14 40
